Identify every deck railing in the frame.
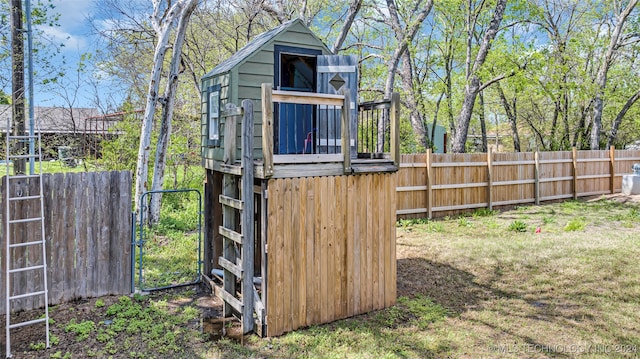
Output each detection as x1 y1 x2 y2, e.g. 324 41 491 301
261 83 399 177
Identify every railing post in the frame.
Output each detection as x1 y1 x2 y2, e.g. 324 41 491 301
341 89 351 173
223 104 238 164
390 93 400 167
610 145 616 194
261 83 274 177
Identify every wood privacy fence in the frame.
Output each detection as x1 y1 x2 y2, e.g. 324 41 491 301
397 148 640 219
1 171 132 314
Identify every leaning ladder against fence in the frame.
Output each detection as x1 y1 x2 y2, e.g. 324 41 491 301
4 121 50 357
217 100 263 334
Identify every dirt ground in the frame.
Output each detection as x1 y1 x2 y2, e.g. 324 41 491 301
0 285 223 358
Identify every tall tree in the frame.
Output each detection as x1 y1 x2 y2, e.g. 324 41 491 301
134 0 199 217
451 0 508 153
148 0 199 224
590 0 638 149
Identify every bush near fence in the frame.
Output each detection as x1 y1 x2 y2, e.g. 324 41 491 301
397 148 640 219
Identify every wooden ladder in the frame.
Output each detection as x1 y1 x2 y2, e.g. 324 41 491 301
4 130 50 358
217 100 263 334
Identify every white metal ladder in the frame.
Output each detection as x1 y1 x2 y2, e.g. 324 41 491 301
4 126 50 358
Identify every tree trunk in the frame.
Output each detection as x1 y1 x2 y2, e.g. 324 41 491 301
451 0 507 153
331 0 362 53
399 50 428 150
606 89 640 148
478 90 487 153
590 0 638 149
11 0 25 174
134 0 189 216
496 82 520 152
379 0 433 151
148 0 199 225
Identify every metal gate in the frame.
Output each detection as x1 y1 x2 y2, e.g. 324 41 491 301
133 189 202 291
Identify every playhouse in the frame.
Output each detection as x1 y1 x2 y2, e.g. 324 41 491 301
201 19 398 336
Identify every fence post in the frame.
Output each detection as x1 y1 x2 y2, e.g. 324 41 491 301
426 149 433 219
261 83 274 177
609 145 616 194
572 147 578 200
534 151 540 205
487 148 493 211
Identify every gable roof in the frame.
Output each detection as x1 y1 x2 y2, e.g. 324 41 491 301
203 18 331 79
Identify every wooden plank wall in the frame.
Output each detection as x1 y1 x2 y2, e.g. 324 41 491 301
265 173 396 337
397 149 640 219
1 171 132 314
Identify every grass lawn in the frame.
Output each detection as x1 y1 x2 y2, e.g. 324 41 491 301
218 196 640 358
6 196 640 358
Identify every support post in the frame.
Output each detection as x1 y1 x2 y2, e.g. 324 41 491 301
426 149 433 219
241 99 255 334
390 92 400 168
534 151 540 205
341 89 351 173
609 145 615 194
572 147 578 200
261 84 274 177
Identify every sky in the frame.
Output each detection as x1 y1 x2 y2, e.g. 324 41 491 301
30 0 126 110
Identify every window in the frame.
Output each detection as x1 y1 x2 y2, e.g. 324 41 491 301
207 84 221 146
274 46 321 154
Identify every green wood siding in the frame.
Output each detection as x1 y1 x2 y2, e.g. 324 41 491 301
201 19 331 167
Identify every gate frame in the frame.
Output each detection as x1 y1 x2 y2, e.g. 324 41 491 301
133 188 203 292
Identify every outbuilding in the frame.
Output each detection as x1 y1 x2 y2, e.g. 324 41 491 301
201 19 399 337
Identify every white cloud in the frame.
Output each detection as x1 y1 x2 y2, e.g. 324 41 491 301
40 26 87 50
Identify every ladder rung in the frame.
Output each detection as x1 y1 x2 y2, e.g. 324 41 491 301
219 194 244 210
8 264 44 274
9 240 44 248
8 195 42 201
219 257 243 279
219 289 243 313
8 174 40 180
9 290 46 300
8 135 38 139
8 154 39 159
8 317 47 329
219 226 243 244
9 217 42 224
